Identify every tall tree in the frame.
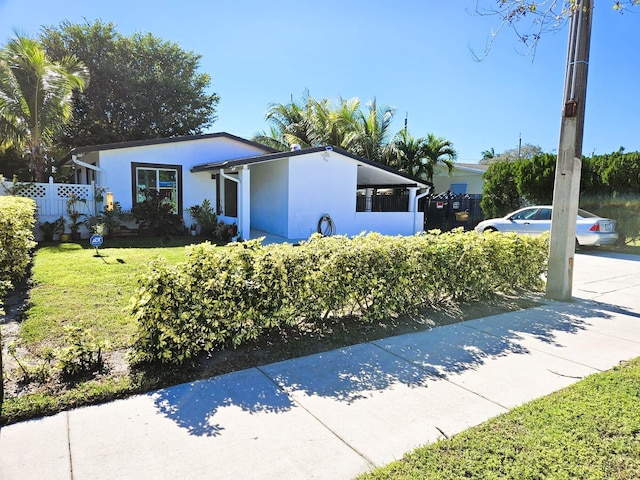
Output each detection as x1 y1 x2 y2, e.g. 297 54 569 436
40 20 219 148
254 94 395 164
387 129 457 182
481 147 495 161
342 98 395 164
420 133 457 183
0 34 88 181
479 143 542 164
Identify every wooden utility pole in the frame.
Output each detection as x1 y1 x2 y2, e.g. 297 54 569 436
546 0 593 301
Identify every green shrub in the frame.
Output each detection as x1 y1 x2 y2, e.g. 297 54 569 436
185 199 218 237
580 194 640 244
129 231 549 365
131 189 185 236
56 324 109 378
0 196 37 309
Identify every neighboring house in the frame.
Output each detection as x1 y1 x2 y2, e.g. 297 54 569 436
58 132 431 242
431 163 488 195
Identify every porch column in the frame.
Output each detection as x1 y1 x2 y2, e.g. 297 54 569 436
407 187 418 212
218 168 225 214
238 166 250 240
365 188 374 212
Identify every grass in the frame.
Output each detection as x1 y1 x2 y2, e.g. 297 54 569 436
2 236 226 423
20 237 203 349
358 357 640 480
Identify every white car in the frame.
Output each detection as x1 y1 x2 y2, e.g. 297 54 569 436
474 206 619 247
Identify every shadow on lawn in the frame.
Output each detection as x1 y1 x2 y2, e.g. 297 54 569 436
150 298 632 437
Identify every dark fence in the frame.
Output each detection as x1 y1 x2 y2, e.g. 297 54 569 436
422 192 484 232
356 194 409 212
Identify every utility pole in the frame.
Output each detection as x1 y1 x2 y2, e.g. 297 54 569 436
546 0 593 301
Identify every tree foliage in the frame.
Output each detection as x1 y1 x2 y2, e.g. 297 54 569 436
479 143 542 164
40 20 219 148
474 0 639 57
480 161 522 217
481 150 640 217
254 93 457 180
0 34 88 181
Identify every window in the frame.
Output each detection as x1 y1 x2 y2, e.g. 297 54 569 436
537 208 552 220
511 208 538 220
131 163 182 214
450 183 467 194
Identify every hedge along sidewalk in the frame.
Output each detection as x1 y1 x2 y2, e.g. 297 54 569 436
129 231 549 366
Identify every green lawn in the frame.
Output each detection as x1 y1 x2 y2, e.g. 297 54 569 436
20 237 212 350
358 357 640 480
2 237 222 423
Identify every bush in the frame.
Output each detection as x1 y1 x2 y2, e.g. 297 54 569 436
481 151 640 218
129 231 549 365
0 196 37 308
185 199 217 237
131 189 185 236
579 194 640 244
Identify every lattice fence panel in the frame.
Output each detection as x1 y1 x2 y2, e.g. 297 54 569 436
56 184 92 200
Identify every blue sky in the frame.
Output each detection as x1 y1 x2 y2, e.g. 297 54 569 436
1 0 638 162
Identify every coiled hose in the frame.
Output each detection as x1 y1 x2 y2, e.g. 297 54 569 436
317 214 336 236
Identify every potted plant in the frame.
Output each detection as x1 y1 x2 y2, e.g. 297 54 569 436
185 199 217 238
215 220 238 243
38 221 55 242
66 194 87 241
53 216 65 241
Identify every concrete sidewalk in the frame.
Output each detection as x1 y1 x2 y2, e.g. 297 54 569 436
2 251 640 480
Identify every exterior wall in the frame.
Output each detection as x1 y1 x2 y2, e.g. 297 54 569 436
93 136 266 218
352 211 423 236
250 160 289 237
286 151 358 239
432 166 485 195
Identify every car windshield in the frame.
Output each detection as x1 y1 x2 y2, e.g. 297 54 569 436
577 209 598 219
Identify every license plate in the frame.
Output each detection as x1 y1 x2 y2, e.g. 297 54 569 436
602 223 612 232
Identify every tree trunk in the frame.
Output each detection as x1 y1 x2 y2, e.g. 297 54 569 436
32 150 46 183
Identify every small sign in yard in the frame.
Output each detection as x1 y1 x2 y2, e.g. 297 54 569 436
90 234 104 256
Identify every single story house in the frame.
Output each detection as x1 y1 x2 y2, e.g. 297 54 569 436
62 133 432 241
432 163 488 195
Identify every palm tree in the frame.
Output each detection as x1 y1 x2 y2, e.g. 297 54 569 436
253 96 312 150
253 95 395 164
342 98 395 163
387 130 457 182
0 34 89 181
481 147 496 162
421 133 457 183
386 129 429 177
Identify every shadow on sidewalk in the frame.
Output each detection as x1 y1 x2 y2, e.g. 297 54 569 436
150 299 629 437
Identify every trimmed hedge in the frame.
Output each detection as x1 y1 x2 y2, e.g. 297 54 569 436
0 196 37 312
129 231 549 365
580 195 640 244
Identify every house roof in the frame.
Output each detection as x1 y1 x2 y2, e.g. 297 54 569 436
61 132 278 163
190 146 433 189
451 163 489 173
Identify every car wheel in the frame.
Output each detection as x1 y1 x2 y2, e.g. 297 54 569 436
484 227 497 233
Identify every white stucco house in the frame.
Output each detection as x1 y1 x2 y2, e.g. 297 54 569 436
432 163 488 195
61 133 432 241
